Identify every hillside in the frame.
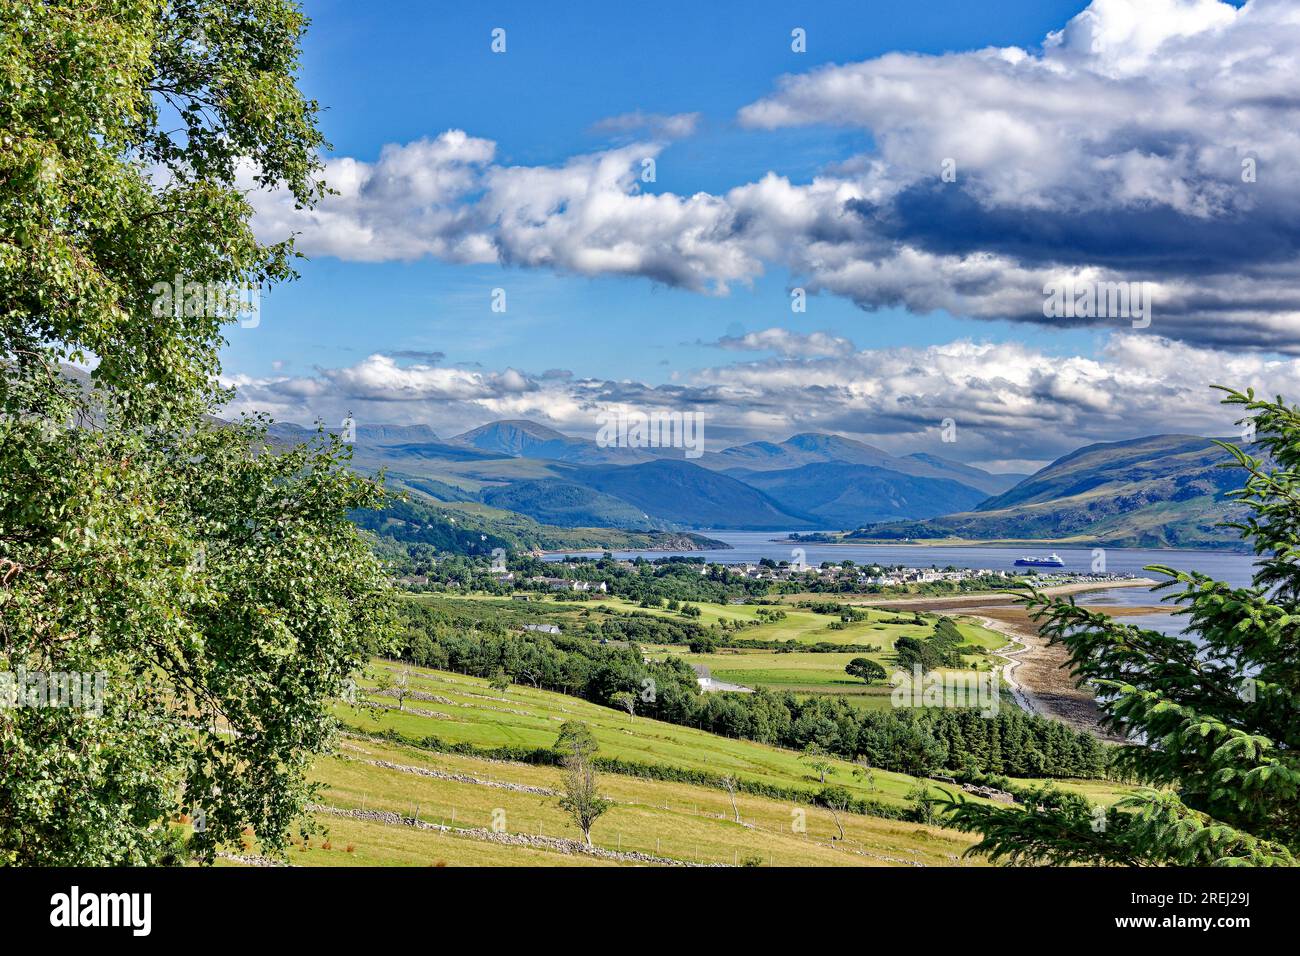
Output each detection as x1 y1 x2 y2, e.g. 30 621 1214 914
903 453 1026 496
353 493 727 556
267 415 1247 545
260 656 1131 868
739 462 991 526
324 418 1026 531
452 419 644 464
709 433 1022 496
849 434 1250 549
559 459 814 530
285 663 994 867
479 477 677 530
266 416 1039 533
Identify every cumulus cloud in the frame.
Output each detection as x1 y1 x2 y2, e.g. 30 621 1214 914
734 0 1300 346
479 144 758 291
223 332 1300 468
248 130 498 262
248 0 1300 351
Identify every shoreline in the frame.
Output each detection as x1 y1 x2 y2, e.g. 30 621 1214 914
973 607 1126 739
861 580 1157 737
967 614 1041 718
776 536 1249 556
839 577 1158 608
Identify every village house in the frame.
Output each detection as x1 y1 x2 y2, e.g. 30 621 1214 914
529 576 604 593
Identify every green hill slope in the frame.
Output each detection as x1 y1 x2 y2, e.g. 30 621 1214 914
282 664 1003 866
740 462 991 527
353 494 727 557
479 478 677 530
560 459 814 530
849 434 1249 549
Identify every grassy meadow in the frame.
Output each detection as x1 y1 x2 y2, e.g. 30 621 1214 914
220 592 1129 868
217 661 1044 868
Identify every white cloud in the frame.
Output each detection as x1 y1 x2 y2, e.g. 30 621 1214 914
223 332 1300 467
246 0 1300 351
480 144 760 292
712 328 856 358
248 131 497 262
591 110 702 139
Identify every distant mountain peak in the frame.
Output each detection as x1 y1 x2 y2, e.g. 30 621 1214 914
452 418 639 463
454 419 571 444
783 432 886 454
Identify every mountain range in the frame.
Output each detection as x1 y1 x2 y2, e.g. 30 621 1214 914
320 419 1024 532
268 414 1252 549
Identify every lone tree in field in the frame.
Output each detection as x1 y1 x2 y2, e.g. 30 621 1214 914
853 758 877 793
845 657 887 685
554 720 598 760
907 779 941 827
0 1 392 865
554 721 610 847
721 774 741 823
801 743 834 784
488 667 510 695
945 388 1298 866
609 690 636 721
393 668 411 711
820 786 852 841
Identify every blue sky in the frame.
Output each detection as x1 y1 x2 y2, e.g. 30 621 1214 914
225 0 1098 384
226 0 1293 471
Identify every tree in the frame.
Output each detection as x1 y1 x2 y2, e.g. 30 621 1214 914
721 774 741 823
893 636 933 672
393 668 411 711
801 743 834 784
820 786 852 841
907 779 940 827
0 0 392 866
557 731 611 847
853 758 877 793
945 387 1298 867
609 690 636 721
845 657 887 685
488 668 510 695
554 721 598 761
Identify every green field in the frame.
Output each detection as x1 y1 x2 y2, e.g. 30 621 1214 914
463 594 1004 652
570 596 937 647
266 662 1043 867
304 734 979 867
444 594 1013 710
344 664 942 804
499 595 1011 708
229 590 1129 868
211 655 1132 867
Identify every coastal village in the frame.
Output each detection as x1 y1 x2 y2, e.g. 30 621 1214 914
517 560 1142 591
403 556 1144 594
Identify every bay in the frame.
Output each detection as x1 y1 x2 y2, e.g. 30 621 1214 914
545 531 1262 636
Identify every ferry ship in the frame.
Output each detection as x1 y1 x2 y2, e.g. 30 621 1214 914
1013 552 1065 568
